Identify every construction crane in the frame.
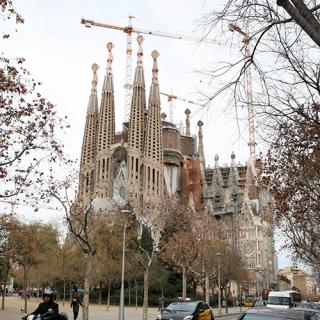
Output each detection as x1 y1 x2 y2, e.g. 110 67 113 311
160 91 204 122
228 23 256 162
81 17 221 121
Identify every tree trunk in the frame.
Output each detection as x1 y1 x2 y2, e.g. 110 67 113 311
160 283 164 300
225 287 229 314
23 265 28 313
182 266 187 300
135 278 138 310
205 275 210 305
82 252 93 320
98 281 102 305
1 271 8 310
142 268 149 320
106 280 111 311
128 279 131 307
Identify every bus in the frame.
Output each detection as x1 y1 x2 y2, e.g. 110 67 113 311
267 290 302 309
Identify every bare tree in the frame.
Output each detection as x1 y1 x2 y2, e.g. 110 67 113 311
190 212 229 305
1 1 67 199
199 1 320 139
199 0 320 273
262 103 320 267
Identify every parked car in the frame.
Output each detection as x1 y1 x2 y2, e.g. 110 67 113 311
156 300 214 320
254 300 267 308
243 294 255 307
237 307 306 319
294 307 320 320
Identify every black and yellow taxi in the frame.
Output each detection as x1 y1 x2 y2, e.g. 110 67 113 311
156 300 214 320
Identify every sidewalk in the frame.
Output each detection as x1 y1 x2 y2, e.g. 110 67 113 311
212 306 245 317
0 296 244 319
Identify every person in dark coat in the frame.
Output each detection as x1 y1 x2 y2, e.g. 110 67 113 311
71 292 82 320
29 292 59 319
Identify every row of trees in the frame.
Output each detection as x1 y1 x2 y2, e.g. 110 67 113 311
0 199 247 318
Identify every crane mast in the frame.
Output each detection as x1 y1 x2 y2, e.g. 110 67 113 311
81 17 220 121
160 91 204 123
124 16 134 121
229 24 256 161
243 34 256 161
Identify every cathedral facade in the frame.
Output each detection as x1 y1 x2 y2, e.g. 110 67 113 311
78 38 278 296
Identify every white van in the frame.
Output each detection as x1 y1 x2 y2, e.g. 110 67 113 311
267 290 302 309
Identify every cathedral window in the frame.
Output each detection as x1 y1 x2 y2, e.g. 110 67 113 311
86 173 89 186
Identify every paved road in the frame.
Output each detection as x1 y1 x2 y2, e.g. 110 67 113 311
1 296 243 320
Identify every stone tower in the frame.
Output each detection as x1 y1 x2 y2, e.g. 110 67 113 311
79 63 99 206
127 36 147 207
143 50 163 206
95 42 116 200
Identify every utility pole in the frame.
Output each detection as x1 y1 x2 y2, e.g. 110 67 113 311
217 253 222 316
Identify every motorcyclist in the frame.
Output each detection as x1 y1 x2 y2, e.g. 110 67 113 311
27 291 59 319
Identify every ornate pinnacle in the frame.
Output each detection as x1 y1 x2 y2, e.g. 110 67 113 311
185 109 191 136
137 35 144 64
197 120 204 127
107 42 114 67
151 50 159 80
151 50 160 60
91 63 99 90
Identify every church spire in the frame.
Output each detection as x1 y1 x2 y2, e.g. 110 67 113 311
127 36 147 206
95 43 116 199
228 151 240 193
128 35 146 153
148 50 160 106
79 63 99 204
97 42 115 152
197 120 205 169
144 50 163 200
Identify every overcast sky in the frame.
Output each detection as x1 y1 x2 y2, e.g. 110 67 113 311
2 0 292 268
3 0 257 166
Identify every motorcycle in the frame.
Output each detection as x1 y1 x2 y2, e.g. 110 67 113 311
21 308 68 320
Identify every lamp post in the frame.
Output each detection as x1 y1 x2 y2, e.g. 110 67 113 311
119 209 132 320
119 218 128 320
217 253 222 316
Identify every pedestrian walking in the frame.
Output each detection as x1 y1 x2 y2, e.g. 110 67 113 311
158 296 164 311
71 292 82 320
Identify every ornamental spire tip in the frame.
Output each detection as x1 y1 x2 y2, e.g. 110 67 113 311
91 63 99 90
137 35 144 64
107 42 114 67
151 50 159 80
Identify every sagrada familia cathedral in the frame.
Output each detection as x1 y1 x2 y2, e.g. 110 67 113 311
78 37 278 296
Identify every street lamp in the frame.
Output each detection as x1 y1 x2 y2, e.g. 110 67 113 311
216 253 223 316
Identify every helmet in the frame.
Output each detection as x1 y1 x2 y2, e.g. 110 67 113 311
59 312 68 320
42 290 54 301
